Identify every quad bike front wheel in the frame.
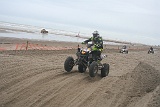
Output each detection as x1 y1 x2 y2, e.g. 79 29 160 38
101 63 109 77
89 61 98 77
78 64 87 73
64 56 74 72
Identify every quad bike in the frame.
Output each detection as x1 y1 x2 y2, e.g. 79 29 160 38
119 48 128 54
64 44 109 77
119 45 128 54
148 49 154 54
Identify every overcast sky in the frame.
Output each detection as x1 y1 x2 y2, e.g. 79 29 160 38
0 0 160 45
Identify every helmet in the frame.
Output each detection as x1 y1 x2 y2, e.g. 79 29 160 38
92 31 99 37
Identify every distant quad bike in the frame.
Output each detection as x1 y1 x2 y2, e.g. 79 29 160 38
119 48 128 54
119 45 128 54
64 44 109 77
148 49 154 54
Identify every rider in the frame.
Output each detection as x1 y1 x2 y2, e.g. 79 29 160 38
82 30 103 61
150 46 153 51
122 45 127 49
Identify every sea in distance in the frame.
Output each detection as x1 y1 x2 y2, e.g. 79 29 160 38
0 21 123 45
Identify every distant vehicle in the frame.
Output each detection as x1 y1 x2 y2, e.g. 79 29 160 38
148 47 154 54
119 45 128 54
41 29 48 33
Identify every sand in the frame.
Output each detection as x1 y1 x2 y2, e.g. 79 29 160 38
0 37 160 107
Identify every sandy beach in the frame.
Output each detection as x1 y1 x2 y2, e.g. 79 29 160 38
0 36 160 107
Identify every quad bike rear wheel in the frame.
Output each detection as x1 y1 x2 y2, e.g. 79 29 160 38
89 61 98 77
126 50 128 54
101 63 109 77
78 64 87 73
64 57 74 72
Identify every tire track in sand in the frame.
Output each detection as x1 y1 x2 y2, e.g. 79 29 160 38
37 75 103 107
1 70 79 107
